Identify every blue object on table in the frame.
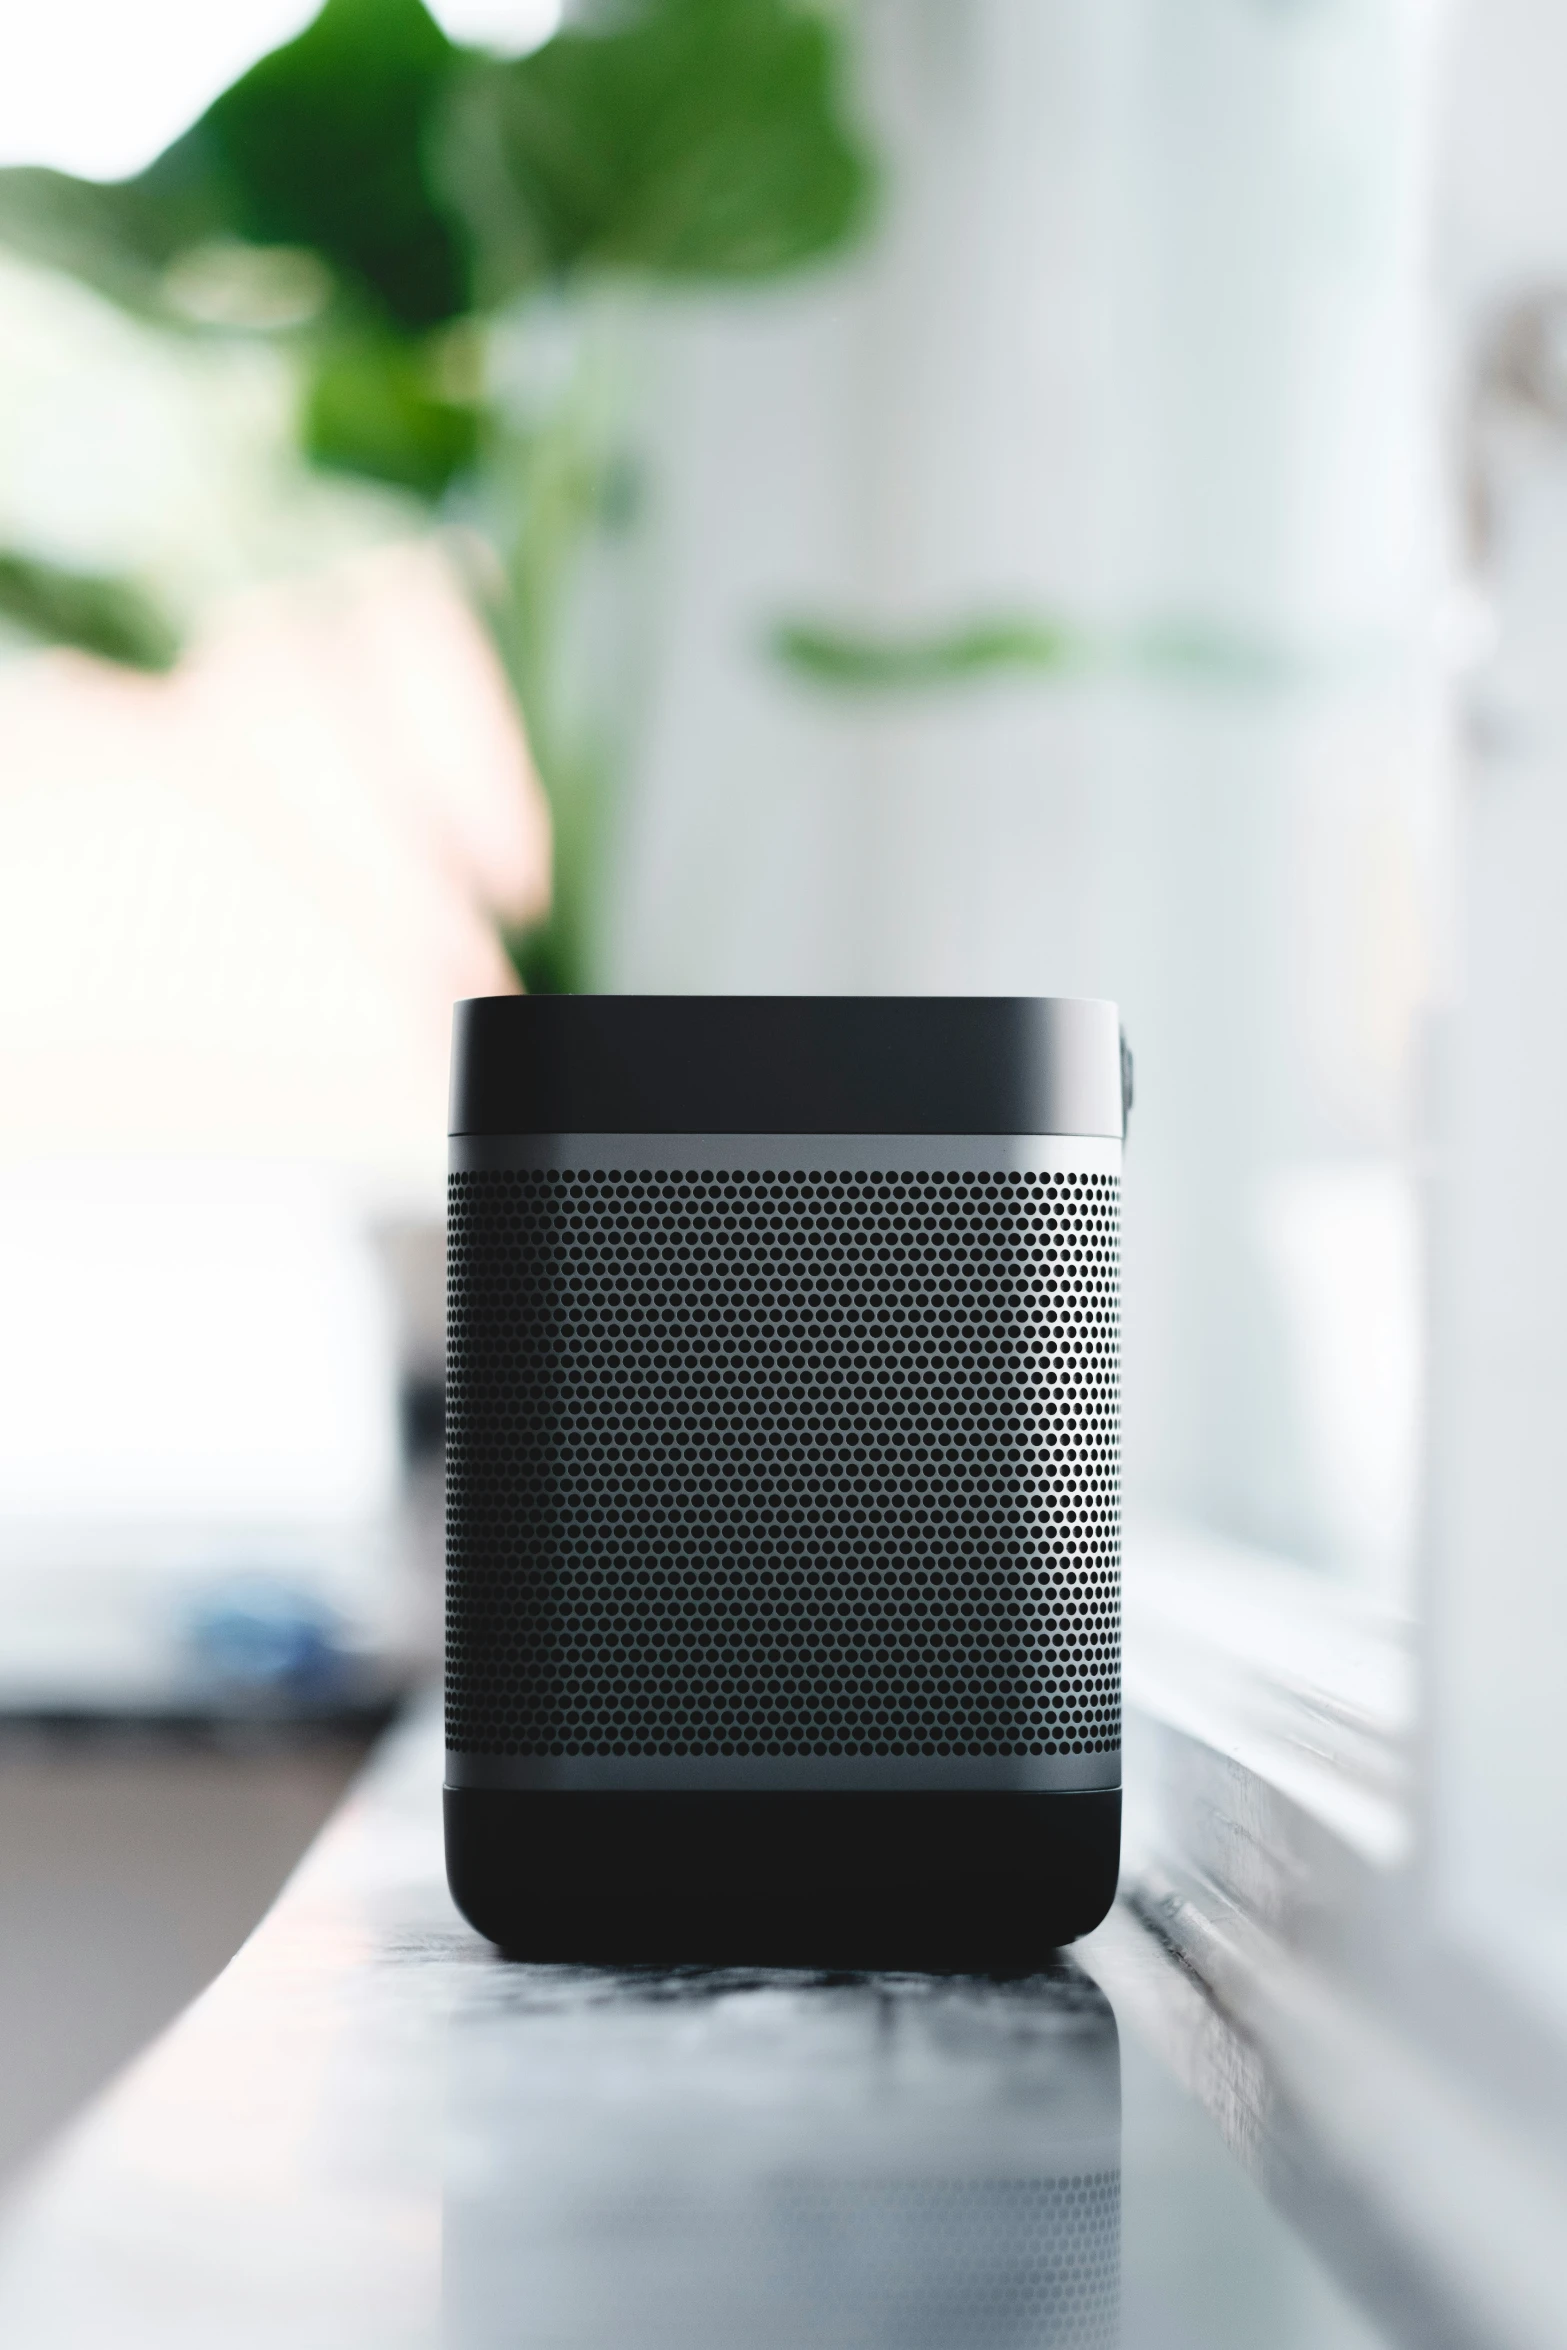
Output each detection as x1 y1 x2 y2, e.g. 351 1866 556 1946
184 1575 350 1695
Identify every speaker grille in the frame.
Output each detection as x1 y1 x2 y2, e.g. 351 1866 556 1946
445 1165 1119 1759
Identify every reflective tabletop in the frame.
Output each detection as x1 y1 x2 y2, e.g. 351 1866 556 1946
0 1702 1389 2349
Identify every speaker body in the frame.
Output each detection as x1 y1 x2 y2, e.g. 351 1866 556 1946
445 997 1124 1965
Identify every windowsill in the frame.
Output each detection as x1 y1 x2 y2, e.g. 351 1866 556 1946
1123 1516 1414 1871
1106 1516 1567 2349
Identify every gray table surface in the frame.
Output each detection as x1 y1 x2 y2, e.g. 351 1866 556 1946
0 1700 1389 2349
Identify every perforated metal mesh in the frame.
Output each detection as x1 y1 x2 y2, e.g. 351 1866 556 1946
445 1164 1120 1759
773 2173 1120 2350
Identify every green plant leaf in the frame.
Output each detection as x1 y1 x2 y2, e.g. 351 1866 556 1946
1124 616 1298 687
147 0 468 330
440 0 875 302
0 0 469 333
504 916 572 995
302 333 481 496
771 615 1089 689
0 165 223 323
771 612 1302 693
0 550 180 669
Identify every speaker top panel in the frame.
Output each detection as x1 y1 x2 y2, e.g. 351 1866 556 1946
451 996 1126 1140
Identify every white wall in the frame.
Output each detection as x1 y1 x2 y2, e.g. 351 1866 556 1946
606 0 1449 1586
1427 0 1567 1924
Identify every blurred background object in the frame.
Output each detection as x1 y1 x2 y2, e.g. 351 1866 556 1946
0 545 545 1180
0 0 876 993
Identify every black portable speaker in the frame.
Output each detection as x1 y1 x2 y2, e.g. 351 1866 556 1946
444 997 1126 1965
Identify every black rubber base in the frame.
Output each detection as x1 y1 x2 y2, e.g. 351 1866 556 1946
445 1787 1121 1970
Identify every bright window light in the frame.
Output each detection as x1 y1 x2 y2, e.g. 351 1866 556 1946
0 1 318 183
0 1162 397 1523
427 0 562 54
1259 1162 1423 1596
0 1 563 184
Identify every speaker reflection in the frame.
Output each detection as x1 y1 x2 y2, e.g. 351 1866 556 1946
443 1967 1120 2350
767 2170 1119 2349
